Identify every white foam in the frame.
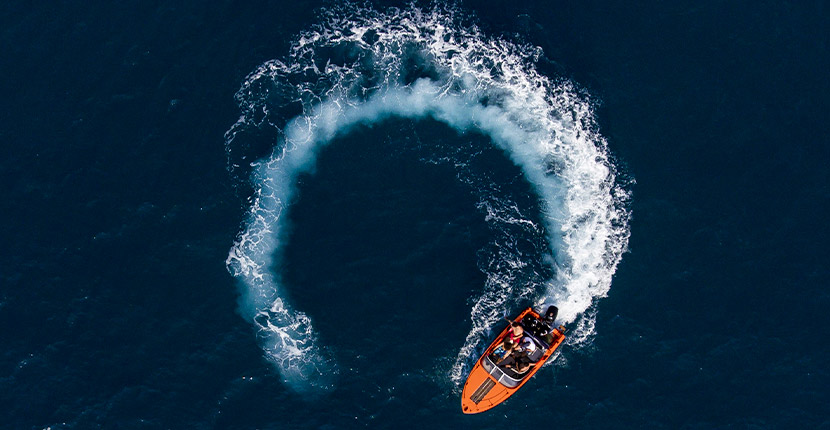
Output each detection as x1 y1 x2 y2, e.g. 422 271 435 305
225 4 630 392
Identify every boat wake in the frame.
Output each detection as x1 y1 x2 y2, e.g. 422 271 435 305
225 4 630 393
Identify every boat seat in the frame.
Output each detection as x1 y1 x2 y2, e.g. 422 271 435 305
527 347 544 363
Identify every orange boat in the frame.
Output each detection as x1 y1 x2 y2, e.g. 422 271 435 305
461 306 566 414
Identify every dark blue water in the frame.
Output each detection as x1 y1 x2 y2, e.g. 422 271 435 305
2 1 828 429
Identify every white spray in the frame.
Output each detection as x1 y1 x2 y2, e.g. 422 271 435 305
225 5 630 392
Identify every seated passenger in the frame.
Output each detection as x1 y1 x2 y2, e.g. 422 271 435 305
519 335 537 356
508 357 533 374
492 322 523 363
489 339 516 362
499 349 533 374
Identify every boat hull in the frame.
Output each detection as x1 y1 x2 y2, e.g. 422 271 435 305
461 307 565 414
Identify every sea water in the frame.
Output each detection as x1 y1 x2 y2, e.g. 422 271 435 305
2 1 827 428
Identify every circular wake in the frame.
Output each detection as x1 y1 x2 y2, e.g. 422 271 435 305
225 4 630 393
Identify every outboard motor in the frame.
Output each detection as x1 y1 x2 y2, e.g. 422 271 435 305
543 305 559 327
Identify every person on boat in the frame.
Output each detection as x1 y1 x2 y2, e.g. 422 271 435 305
489 338 517 362
508 322 524 342
498 348 533 373
515 359 532 373
497 334 538 366
519 335 537 355
492 322 524 363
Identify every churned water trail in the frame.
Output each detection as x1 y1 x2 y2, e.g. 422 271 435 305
224 4 630 393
